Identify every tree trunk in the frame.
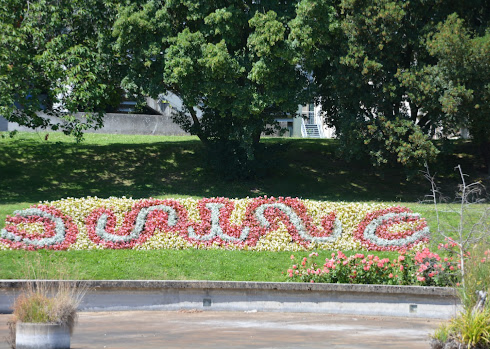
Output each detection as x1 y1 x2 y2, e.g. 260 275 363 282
480 141 490 176
188 108 209 146
252 128 261 146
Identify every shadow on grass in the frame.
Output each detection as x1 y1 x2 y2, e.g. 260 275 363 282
0 134 488 205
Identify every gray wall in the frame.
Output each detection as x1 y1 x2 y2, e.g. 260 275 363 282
1 113 293 137
3 112 190 136
0 280 460 319
0 116 7 132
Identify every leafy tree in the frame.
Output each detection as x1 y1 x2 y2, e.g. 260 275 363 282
291 0 442 168
112 0 311 177
1 0 311 178
0 0 122 140
404 14 490 174
293 0 489 171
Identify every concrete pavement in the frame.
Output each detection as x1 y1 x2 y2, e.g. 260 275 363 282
0 310 442 348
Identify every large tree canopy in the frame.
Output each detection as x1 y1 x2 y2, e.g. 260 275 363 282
1 0 489 175
1 0 313 177
293 0 490 172
111 0 312 176
0 0 122 139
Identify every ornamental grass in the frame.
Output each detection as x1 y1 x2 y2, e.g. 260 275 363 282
8 254 87 347
12 280 85 335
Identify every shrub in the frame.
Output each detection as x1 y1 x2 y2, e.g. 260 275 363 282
413 247 460 287
286 248 463 287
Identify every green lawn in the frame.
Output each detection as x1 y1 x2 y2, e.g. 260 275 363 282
0 249 402 281
0 131 488 281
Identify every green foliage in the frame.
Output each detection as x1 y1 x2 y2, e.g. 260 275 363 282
423 14 490 173
0 0 318 177
298 0 490 171
3 0 490 174
449 308 490 349
365 116 439 168
112 0 310 178
460 243 490 310
0 0 122 141
295 0 441 167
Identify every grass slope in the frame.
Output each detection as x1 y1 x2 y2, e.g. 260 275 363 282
0 132 487 280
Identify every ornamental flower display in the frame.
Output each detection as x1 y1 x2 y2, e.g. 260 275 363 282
0 197 431 251
355 206 430 251
0 205 78 250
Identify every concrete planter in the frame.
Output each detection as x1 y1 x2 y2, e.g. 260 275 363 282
16 322 70 349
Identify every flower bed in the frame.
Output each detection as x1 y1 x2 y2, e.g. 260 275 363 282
0 197 430 251
287 248 460 287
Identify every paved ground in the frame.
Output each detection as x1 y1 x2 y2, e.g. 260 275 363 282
0 310 442 348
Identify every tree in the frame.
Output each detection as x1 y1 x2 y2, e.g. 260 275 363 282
293 0 490 171
291 0 442 168
405 14 490 174
112 0 312 177
1 0 312 178
0 0 122 140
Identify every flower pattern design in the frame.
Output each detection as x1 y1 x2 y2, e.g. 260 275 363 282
0 197 429 251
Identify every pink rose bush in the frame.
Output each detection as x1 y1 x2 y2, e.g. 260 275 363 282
287 248 460 287
1 196 430 251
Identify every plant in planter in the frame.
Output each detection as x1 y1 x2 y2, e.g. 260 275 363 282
10 280 86 349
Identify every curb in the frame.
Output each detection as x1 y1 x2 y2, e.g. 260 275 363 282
0 280 460 319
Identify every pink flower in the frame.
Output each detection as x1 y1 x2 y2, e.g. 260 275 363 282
388 273 393 278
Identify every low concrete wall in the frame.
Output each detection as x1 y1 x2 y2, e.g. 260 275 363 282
2 113 190 136
1 114 288 137
0 116 7 132
0 280 460 319
85 113 189 136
